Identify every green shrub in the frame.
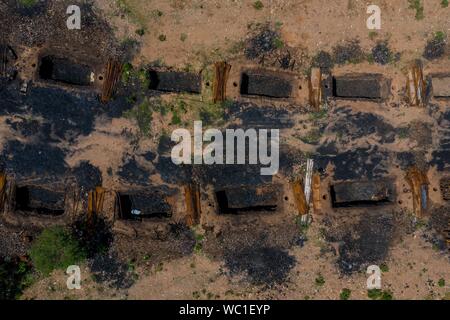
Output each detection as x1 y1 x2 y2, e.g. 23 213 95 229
442 0 449 8
0 258 33 300
340 288 351 300
408 0 424 20
19 0 37 7
380 263 389 273
368 288 394 300
315 274 325 286
438 278 446 287
123 99 153 136
30 226 86 276
435 31 446 42
121 62 134 83
135 28 145 36
253 1 264 10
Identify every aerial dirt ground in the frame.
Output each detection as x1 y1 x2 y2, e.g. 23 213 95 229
0 0 449 300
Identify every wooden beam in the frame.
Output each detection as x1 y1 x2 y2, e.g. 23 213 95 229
405 167 429 218
213 61 231 103
312 173 322 215
406 60 426 107
292 180 308 215
185 184 201 226
309 68 322 112
101 60 123 103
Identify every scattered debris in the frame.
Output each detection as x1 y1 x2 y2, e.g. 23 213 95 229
311 51 334 73
332 39 365 64
423 33 447 60
89 252 135 289
71 161 102 192
245 24 281 63
371 42 396 65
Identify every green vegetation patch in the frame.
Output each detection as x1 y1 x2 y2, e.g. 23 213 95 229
253 1 264 10
30 226 86 276
408 0 424 20
340 288 352 300
0 258 33 300
19 0 37 7
123 98 155 136
315 274 325 286
367 289 394 300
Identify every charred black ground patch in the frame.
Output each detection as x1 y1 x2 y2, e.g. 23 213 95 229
89 252 134 289
431 150 450 172
71 216 113 258
396 151 427 170
157 134 176 155
226 102 294 128
328 109 396 143
224 246 295 286
239 70 293 98
3 1 116 56
423 35 447 60
0 44 17 81
5 118 54 141
39 56 92 86
430 111 450 171
11 0 48 17
334 213 396 274
148 71 201 94
312 50 334 73
317 141 339 156
14 185 65 216
332 39 365 64
371 42 396 65
0 140 68 178
155 156 192 184
0 85 100 141
195 164 272 189
315 147 388 180
425 205 450 252
118 157 151 185
245 25 281 62
71 161 102 192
